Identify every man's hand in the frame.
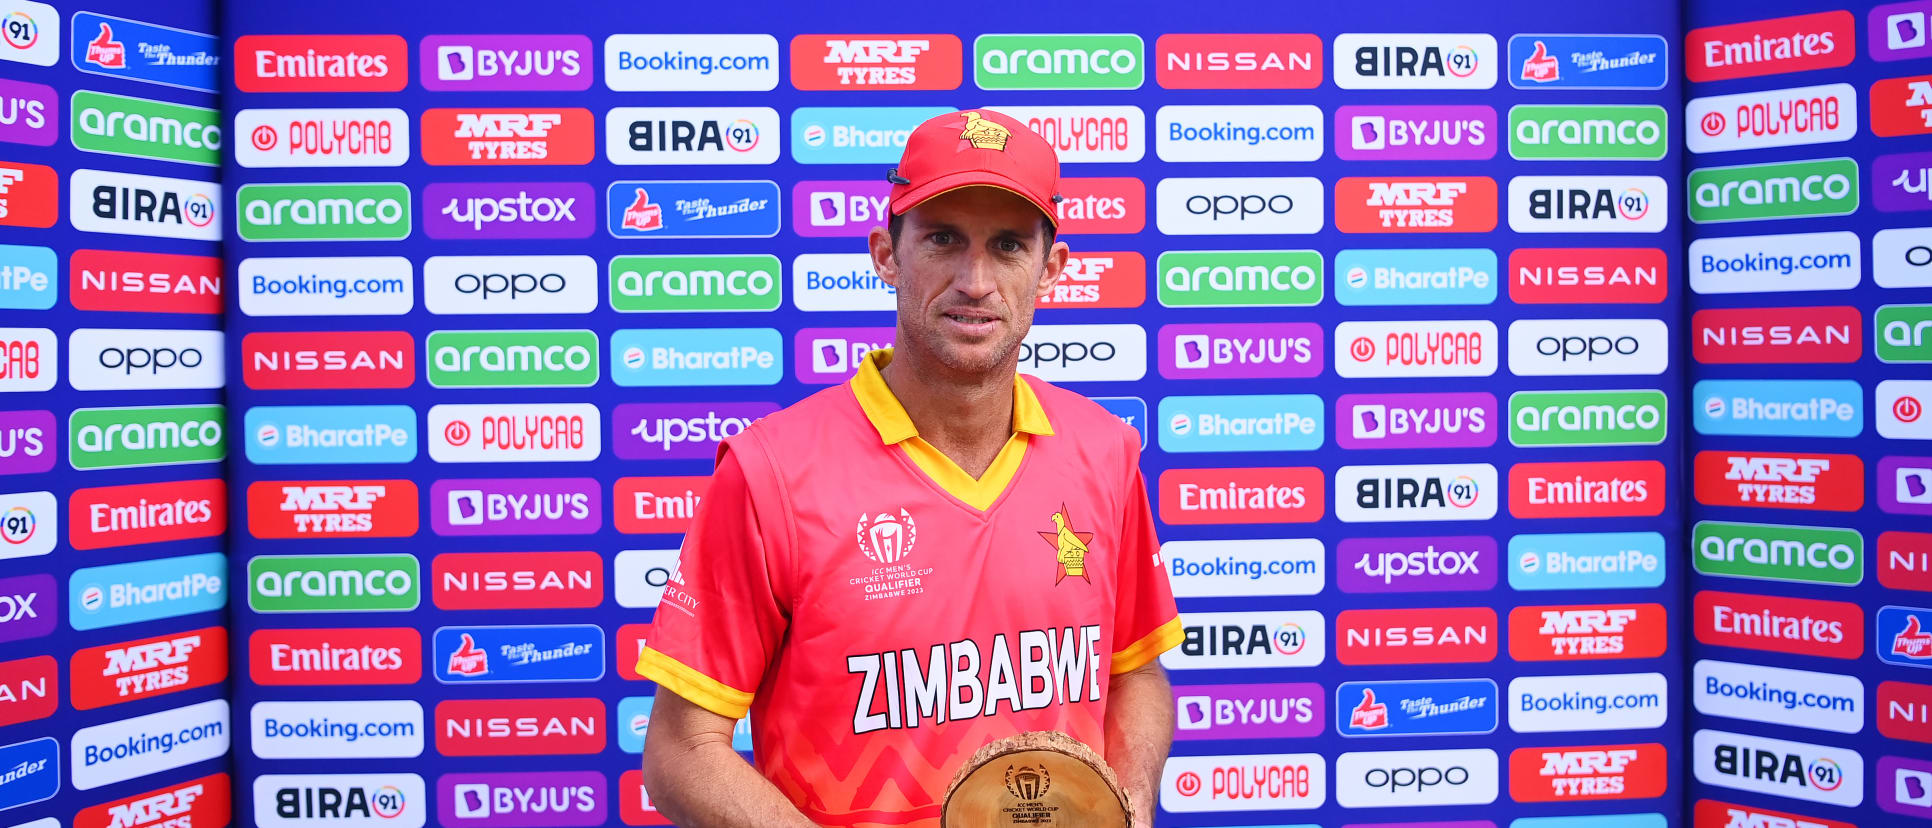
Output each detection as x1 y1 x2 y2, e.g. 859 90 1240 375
1104 659 1174 825
640 689 818 828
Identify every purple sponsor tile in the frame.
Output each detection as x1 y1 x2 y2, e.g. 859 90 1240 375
1335 392 1497 450
1872 2 1932 62
1172 682 1324 741
437 771 607 827
0 574 55 644
792 181 892 237
1881 754 1932 817
423 182 595 240
1876 151 1932 213
0 410 54 475
0 79 57 147
430 478 600 536
1158 322 1323 380
1333 105 1497 161
1336 536 1497 593
793 327 895 384
612 402 779 461
420 35 594 91
1880 455 1932 516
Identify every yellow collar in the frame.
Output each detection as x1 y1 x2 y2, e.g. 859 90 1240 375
849 348 1054 445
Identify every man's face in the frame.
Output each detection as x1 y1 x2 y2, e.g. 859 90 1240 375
870 186 1069 378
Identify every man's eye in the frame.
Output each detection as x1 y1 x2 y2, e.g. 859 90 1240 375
997 240 1021 253
929 232 956 245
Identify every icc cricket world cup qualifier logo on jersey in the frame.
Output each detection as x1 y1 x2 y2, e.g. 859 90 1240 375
1040 506 1094 585
857 508 918 564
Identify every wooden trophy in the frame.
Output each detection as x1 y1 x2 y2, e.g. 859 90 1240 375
940 731 1133 827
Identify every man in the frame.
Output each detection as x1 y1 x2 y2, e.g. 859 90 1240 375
638 109 1182 827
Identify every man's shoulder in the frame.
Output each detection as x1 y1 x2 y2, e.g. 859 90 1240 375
724 382 868 462
1023 374 1139 451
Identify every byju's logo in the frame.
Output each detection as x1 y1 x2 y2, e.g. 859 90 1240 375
0 408 52 474
1881 754 1932 818
433 625 604 684
1158 322 1321 380
1509 34 1667 89
793 180 890 237
421 34 592 91
1511 532 1665 591
1335 392 1496 450
607 180 780 238
1335 679 1497 736
795 327 893 384
437 771 605 827
612 402 776 461
1173 682 1322 740
431 478 599 537
1334 105 1495 161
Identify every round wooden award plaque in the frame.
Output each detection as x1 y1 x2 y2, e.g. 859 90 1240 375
940 731 1133 827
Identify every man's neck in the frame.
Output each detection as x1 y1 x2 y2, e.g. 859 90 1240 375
879 347 1015 477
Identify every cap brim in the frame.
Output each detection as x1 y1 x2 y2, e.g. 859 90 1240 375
891 169 1058 229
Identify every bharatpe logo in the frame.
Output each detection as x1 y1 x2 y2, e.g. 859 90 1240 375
248 554 419 613
1693 378 1863 438
426 330 599 388
433 624 604 684
69 553 226 631
611 254 781 312
71 90 220 166
236 182 410 242
609 328 781 387
0 243 56 310
68 404 224 469
1335 679 1498 737
1509 34 1668 89
606 179 780 238
1334 248 1496 306
1335 535 1496 593
1695 521 1863 587
1157 394 1322 453
790 105 953 164
69 12 219 93
246 404 416 465
69 168 219 241
1510 532 1666 591
1508 389 1667 447
1508 104 1667 161
613 401 777 461
1688 157 1859 222
1156 250 1322 307
424 182 594 240
974 33 1143 90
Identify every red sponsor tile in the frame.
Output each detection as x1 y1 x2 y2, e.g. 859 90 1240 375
1693 590 1863 659
1880 680 1932 744
1508 248 1668 304
234 35 408 92
1038 251 1146 309
1686 11 1855 82
0 160 56 228
1508 603 1668 662
1054 177 1144 235
75 773 232 828
242 331 415 390
618 769 674 825
421 107 594 166
1871 74 1932 137
1509 460 1666 519
249 627 421 685
432 551 602 610
1335 176 1497 233
1510 742 1668 802
1881 531 1932 592
1336 607 1498 665
69 250 222 313
617 623 650 681
1158 467 1325 525
70 626 226 710
436 697 606 756
0 655 56 727
789 34 961 90
68 478 225 550
614 476 709 535
1693 799 1855 828
1693 450 1863 512
1154 34 1323 89
247 479 419 539
1692 306 1861 364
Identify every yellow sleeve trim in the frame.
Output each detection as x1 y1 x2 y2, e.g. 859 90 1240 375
635 646 756 719
1111 616 1184 675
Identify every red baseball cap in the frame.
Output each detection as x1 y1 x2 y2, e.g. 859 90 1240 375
887 109 1062 228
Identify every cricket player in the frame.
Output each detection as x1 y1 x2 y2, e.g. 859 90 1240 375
638 108 1182 827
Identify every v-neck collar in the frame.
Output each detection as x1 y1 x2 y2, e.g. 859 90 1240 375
848 348 1052 511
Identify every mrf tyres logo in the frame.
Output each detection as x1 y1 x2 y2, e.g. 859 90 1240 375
421 108 593 166
1689 158 1859 223
236 182 410 242
791 35 963 90
1509 603 1667 661
1510 743 1666 802
246 479 420 538
1695 451 1864 512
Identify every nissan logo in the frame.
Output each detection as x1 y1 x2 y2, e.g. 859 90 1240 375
1185 193 1294 219
98 347 203 374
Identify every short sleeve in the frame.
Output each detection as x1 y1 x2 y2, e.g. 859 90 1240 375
1108 434 1183 674
635 444 788 718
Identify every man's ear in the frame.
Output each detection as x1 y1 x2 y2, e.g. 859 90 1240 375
869 225 900 289
1035 240 1071 302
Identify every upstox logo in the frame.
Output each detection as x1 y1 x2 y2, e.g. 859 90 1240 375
236 182 411 242
974 34 1143 90
1694 520 1862 587
1508 389 1667 447
68 404 224 470
425 330 599 388
248 554 420 613
609 254 781 313
71 91 220 166
1156 250 1322 307
1508 104 1667 161
1688 158 1859 223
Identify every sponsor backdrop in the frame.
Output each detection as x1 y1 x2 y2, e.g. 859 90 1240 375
1683 2 1932 828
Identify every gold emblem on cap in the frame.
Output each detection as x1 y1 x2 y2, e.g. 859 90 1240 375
959 111 1011 151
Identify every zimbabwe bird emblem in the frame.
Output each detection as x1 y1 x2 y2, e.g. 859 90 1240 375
1037 505 1094 585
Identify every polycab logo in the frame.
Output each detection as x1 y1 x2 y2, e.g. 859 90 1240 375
75 773 231 828
1879 381 1932 440
1687 11 1855 82
421 34 593 91
68 478 225 550
427 403 599 463
234 108 409 168
1693 728 1863 808
790 35 961 90
1510 460 1665 519
431 478 600 537
1694 590 1862 659
985 106 1145 164
615 476 708 535
1509 34 1668 89
1882 530 1932 592
1333 748 1499 807
1336 607 1497 665
1158 322 1321 380
1334 392 1496 451
71 250 222 314
70 169 220 240
1507 175 1668 233
1694 451 1863 512
235 34 408 92
1510 671 1669 733
1692 799 1856 828
1154 33 1322 89
1335 678 1498 736
1041 251 1145 309
1509 248 1667 304
1336 463 1498 523
1509 603 1667 661
1333 105 1496 161
1172 682 1323 740
1873 73 1932 137
607 107 781 166
246 480 419 539
0 654 54 727
0 160 54 228
249 627 421 686
436 697 605 756
1336 176 1497 233
425 182 594 240
1156 176 1321 235
433 551 602 611
0 490 54 561
1507 318 1669 377
1336 535 1497 593
796 327 892 383
1334 33 1498 89
1693 659 1864 734
0 327 54 393
1162 611 1326 671
70 626 225 711
1688 83 1856 153
1879 680 1932 742
243 331 415 390
422 108 594 166
1160 753 1327 812
1510 743 1667 802
437 770 606 827
1881 456 1932 517
1880 606 1932 669
1333 319 1497 378
1693 306 1859 364
1157 466 1324 525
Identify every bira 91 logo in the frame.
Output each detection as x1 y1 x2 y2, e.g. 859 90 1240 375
1335 463 1498 522
1334 33 1497 89
1692 799 1856 828
1161 611 1327 671
1157 466 1323 525
1508 248 1667 304
1333 105 1496 161
1686 11 1855 82
1507 175 1668 233
68 478 225 550
421 108 594 166
0 160 55 228
1335 607 1497 665
255 772 425 828
246 480 419 539
70 168 219 240
243 331 414 390
1694 590 1863 659
0 1 59 68
1509 603 1668 661
421 34 592 91
0 490 55 562
433 551 601 611
614 475 708 535
69 626 225 710
1509 460 1665 518
790 35 962 90
1693 728 1863 808
1335 176 1498 233
0 654 54 727
234 34 408 92
607 107 782 166
249 626 421 686
70 249 222 314
1510 743 1667 802
74 772 232 828
1154 33 1322 89
1694 451 1863 512
1693 306 1860 364
232 108 409 168
437 770 605 828
437 697 605 756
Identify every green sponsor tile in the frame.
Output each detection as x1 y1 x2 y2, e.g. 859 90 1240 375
426 329 600 388
1877 304 1932 363
1509 389 1668 447
1693 520 1863 586
1508 104 1668 161
1157 250 1323 307
236 182 412 241
1688 157 1858 223
68 404 225 470
609 254 783 312
974 34 1145 90
248 553 421 612
70 90 221 166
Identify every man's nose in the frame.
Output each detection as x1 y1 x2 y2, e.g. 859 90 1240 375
949 248 1001 299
